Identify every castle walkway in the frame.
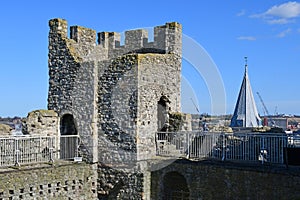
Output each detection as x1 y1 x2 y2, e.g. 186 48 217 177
155 131 298 166
0 131 298 168
0 135 79 167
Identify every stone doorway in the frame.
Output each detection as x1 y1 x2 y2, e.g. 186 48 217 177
163 171 190 200
157 96 169 131
60 114 77 135
60 114 79 159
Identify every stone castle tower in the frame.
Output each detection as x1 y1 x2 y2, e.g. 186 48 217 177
48 18 182 164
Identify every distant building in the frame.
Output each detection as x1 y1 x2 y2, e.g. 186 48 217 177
230 58 261 127
263 116 300 131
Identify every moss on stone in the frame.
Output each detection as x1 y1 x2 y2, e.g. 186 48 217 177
65 39 83 63
169 112 183 132
49 18 67 25
28 109 58 117
0 124 12 135
166 22 182 30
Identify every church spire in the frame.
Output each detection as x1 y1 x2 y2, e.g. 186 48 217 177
230 57 261 128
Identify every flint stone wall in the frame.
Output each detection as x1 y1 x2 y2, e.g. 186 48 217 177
0 163 98 200
47 18 182 163
97 164 144 200
151 160 300 200
47 19 182 200
137 54 181 160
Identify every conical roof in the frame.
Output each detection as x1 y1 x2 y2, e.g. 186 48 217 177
230 59 261 127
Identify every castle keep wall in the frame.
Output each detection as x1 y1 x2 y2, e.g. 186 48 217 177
137 54 181 160
151 160 300 199
48 18 182 164
47 19 181 199
96 55 139 166
0 163 98 200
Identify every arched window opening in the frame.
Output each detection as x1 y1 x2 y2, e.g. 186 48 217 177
60 114 77 135
60 114 79 160
163 171 190 200
157 96 170 131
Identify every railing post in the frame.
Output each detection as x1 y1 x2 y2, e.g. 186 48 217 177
155 132 158 155
15 138 20 167
76 135 80 158
49 137 54 163
261 136 265 165
222 133 226 161
187 132 190 159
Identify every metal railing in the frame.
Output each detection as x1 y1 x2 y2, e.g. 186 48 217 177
156 132 292 165
156 132 189 156
0 136 56 167
0 135 81 167
60 135 80 160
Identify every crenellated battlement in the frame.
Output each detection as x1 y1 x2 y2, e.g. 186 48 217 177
70 25 96 44
49 18 68 37
48 18 182 165
98 31 121 49
49 18 182 59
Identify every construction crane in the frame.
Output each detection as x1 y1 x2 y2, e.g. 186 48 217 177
190 98 208 131
190 98 200 113
256 92 276 126
274 106 278 116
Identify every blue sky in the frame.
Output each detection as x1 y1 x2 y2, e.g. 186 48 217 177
0 0 300 117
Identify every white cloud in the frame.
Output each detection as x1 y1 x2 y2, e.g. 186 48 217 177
267 18 294 24
237 10 246 17
265 1 300 18
252 1 300 24
276 28 292 38
237 36 256 41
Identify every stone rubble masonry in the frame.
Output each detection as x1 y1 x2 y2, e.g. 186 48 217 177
151 160 300 199
21 110 61 163
47 18 182 165
0 124 12 136
22 109 59 136
97 164 144 199
0 163 98 200
47 18 182 199
137 53 181 160
168 112 192 132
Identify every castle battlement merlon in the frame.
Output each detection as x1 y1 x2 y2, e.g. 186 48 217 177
49 18 68 38
98 32 121 49
70 25 96 44
49 18 182 57
125 29 148 49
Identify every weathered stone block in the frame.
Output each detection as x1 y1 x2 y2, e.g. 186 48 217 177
22 109 58 136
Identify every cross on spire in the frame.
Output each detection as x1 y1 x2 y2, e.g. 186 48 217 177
244 56 248 74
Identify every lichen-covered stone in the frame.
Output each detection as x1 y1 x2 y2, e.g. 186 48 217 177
0 123 12 135
168 112 184 132
22 109 59 136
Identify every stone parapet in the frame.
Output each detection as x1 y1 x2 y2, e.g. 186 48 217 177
48 18 182 62
22 109 59 136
